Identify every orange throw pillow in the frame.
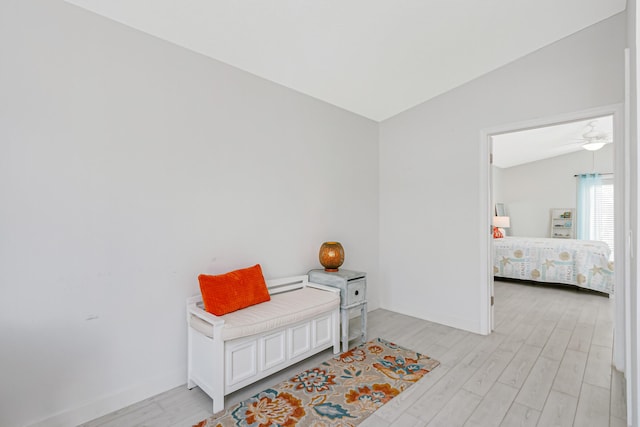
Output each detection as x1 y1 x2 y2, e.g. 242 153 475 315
198 264 271 316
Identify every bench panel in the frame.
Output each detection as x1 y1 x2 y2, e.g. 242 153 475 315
261 330 287 371
225 340 257 387
289 322 311 359
313 314 333 348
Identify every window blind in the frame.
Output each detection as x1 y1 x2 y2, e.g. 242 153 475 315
594 177 615 259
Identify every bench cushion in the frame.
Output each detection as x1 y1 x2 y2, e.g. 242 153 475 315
190 287 339 340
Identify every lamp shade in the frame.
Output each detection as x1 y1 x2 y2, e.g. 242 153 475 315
493 216 511 228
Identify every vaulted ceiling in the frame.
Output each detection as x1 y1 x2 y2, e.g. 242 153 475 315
64 0 626 122
492 116 614 169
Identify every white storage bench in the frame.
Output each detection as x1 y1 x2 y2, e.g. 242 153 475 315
186 275 341 413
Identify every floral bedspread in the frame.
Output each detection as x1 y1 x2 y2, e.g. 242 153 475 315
493 236 614 294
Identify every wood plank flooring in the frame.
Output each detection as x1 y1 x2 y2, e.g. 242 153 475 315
80 280 626 427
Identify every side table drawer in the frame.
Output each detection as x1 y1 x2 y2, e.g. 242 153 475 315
345 279 366 306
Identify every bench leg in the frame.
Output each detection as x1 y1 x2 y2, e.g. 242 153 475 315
212 394 224 414
212 334 225 414
332 309 341 354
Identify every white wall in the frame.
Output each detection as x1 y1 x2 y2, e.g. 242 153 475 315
379 13 626 333
495 144 614 238
627 1 640 425
0 2 379 426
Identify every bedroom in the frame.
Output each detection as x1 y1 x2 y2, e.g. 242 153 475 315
491 115 616 295
1 1 639 427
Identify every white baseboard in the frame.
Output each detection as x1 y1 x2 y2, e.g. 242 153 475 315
379 304 482 335
26 369 185 427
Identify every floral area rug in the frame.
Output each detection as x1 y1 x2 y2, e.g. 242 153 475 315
194 338 440 427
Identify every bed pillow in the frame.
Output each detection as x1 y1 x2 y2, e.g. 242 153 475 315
198 264 271 316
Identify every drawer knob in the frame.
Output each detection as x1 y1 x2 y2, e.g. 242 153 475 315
355 290 359 296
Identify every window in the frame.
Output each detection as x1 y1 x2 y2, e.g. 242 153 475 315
576 174 614 259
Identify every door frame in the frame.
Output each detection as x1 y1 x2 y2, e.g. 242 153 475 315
478 103 627 371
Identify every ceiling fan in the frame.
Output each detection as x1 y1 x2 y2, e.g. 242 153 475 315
572 121 612 151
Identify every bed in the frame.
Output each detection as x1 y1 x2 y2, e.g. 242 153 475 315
493 236 614 294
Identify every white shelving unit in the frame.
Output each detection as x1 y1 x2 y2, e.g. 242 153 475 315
550 208 575 239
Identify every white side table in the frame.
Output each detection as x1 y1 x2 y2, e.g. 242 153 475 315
308 269 367 352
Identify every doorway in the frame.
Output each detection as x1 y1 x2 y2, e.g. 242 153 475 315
479 104 627 371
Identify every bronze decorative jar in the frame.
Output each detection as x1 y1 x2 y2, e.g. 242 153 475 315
318 241 345 272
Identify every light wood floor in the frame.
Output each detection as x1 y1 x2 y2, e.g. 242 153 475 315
80 281 626 427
